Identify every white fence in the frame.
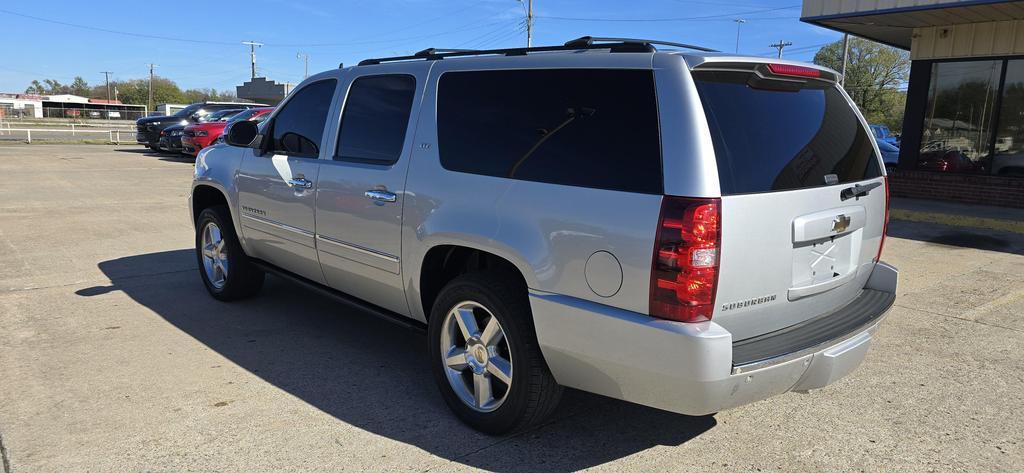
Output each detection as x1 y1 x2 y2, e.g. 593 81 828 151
0 127 138 144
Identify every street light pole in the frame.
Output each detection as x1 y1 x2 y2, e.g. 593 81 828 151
840 33 850 86
733 19 745 54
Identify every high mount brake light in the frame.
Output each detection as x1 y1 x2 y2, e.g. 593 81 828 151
767 63 821 78
650 197 721 323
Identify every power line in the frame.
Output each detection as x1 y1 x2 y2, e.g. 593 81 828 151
538 5 799 22
0 8 238 45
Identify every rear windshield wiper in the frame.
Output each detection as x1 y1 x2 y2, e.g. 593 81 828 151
840 181 882 201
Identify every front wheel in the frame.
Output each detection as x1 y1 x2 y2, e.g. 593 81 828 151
428 271 562 435
195 205 264 301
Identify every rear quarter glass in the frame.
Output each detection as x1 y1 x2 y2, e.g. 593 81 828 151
693 71 881 195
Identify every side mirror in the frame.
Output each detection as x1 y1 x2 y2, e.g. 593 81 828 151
226 120 260 148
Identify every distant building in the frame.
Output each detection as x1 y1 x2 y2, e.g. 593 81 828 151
152 103 189 116
802 0 1024 208
42 94 147 120
236 77 294 105
0 93 44 119
0 93 146 120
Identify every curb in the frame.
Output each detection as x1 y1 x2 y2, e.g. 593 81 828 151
889 208 1024 235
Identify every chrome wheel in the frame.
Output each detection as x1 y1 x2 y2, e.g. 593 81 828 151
200 221 229 289
440 301 513 412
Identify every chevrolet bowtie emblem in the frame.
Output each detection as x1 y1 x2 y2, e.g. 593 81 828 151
832 214 851 233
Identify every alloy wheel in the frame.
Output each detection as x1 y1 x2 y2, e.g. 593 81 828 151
440 301 513 412
200 221 229 289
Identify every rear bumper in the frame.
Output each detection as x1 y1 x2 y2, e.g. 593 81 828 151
531 262 898 415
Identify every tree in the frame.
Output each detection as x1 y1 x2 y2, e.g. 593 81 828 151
814 37 910 131
22 75 238 107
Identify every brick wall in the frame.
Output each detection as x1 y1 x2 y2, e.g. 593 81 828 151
889 171 1024 209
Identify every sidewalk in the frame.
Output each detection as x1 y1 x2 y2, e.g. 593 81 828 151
890 197 1024 234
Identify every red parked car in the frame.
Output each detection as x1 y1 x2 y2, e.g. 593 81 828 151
183 107 273 156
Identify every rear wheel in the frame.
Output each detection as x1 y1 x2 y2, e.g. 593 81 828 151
428 271 562 435
195 205 264 301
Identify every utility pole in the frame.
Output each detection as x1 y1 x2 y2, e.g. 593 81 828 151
733 19 746 53
242 41 263 79
840 33 850 86
769 39 793 59
297 52 310 79
525 0 533 47
147 64 157 114
100 71 113 102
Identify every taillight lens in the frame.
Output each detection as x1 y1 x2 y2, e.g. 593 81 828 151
875 177 889 262
650 197 721 323
767 63 822 78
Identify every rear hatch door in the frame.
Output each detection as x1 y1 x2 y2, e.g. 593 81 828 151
691 62 887 340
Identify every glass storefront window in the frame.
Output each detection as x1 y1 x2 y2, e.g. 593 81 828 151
920 60 1002 174
993 60 1024 177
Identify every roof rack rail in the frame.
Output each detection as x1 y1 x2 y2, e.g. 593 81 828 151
563 36 717 53
357 36 715 66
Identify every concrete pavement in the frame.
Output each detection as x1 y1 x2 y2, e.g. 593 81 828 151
1 145 1021 472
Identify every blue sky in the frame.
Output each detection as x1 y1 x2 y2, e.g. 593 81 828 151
0 0 842 94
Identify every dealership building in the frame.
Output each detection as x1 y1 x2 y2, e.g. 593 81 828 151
802 0 1024 208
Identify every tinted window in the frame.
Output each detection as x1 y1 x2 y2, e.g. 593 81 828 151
694 71 881 195
437 69 662 194
269 79 337 157
335 75 416 164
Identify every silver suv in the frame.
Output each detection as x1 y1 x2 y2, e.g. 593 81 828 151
190 37 898 434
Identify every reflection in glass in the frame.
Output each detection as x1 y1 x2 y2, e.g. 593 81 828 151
920 60 1002 173
993 60 1024 177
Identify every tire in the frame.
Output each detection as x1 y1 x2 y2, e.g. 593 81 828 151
148 145 159 151
195 205 264 301
428 271 562 435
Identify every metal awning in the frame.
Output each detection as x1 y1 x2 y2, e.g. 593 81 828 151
801 0 1024 49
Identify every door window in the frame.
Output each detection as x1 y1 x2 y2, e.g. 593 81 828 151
268 79 337 158
436 69 663 194
335 75 417 165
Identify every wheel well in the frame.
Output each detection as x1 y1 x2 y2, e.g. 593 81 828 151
419 245 527 320
191 185 229 223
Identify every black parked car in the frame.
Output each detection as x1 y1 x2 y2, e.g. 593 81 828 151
136 102 267 151
158 124 186 153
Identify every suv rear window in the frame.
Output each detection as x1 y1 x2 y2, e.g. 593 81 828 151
694 71 881 195
437 69 662 194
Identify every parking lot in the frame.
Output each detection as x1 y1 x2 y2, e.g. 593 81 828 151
0 144 1021 471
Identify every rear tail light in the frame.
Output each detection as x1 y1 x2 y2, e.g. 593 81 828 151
650 197 721 323
875 177 890 262
766 63 822 78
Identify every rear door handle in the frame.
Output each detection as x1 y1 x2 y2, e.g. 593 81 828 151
840 181 882 200
288 178 313 189
364 189 397 203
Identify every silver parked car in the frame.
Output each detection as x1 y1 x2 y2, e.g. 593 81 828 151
190 37 898 434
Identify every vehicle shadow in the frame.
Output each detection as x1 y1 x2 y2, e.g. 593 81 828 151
79 249 715 470
114 147 195 163
887 219 1024 255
